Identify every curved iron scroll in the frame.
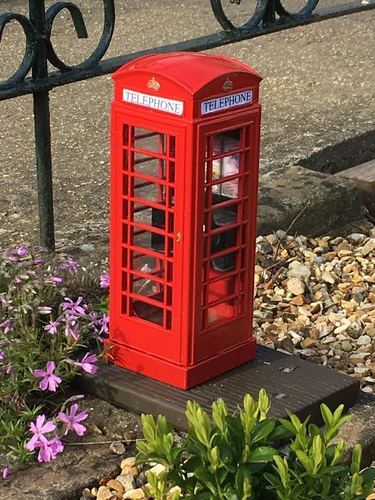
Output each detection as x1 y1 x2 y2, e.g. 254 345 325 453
0 0 115 89
210 0 320 31
0 13 36 88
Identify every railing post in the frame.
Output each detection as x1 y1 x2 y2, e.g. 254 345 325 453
263 0 276 25
29 0 55 251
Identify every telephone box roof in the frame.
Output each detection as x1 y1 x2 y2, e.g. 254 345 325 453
112 52 262 96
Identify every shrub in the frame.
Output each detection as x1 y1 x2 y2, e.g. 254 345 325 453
137 390 375 499
0 246 109 475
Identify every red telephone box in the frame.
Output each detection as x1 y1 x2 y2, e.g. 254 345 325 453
109 52 262 389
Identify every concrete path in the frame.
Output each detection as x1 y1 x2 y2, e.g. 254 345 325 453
0 0 374 247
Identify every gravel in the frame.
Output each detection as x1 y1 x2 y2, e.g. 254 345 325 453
253 228 375 393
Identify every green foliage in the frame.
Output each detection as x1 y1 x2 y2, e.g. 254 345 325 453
137 393 375 499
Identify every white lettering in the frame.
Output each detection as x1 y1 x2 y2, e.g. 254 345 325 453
122 89 184 116
201 90 253 115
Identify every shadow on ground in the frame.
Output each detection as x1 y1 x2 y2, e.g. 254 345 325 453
299 130 375 174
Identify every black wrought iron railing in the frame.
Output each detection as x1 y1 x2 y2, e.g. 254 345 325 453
1 0 374 250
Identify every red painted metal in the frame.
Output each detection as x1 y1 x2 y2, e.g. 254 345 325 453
109 52 262 389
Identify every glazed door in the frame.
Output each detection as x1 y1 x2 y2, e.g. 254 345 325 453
111 111 185 363
193 110 260 362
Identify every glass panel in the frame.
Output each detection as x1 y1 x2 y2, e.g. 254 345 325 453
208 276 235 304
134 155 166 179
133 181 166 204
169 136 176 158
122 125 129 146
133 230 165 254
133 204 153 226
213 129 241 155
212 178 239 199
134 128 166 154
132 299 163 326
132 275 163 299
169 162 175 183
211 205 237 227
212 154 240 181
132 252 163 275
207 302 235 324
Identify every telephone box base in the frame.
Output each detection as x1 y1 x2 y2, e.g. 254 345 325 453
108 339 256 389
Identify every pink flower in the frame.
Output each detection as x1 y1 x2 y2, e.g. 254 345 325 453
37 437 64 463
62 297 86 317
52 276 63 284
16 246 29 257
44 320 59 335
74 353 97 374
58 403 88 436
1 467 10 479
64 322 79 341
26 415 56 452
59 259 79 271
0 351 5 361
34 361 62 392
100 273 110 289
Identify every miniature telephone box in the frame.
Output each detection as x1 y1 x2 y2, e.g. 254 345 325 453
109 52 262 389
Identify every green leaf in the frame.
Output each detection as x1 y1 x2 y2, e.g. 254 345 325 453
184 455 203 473
295 449 313 474
320 404 333 428
252 419 275 444
248 446 278 463
351 443 362 475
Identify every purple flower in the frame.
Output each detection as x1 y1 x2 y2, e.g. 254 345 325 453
0 319 13 334
58 403 88 436
44 320 59 335
6 364 13 375
100 273 110 289
52 276 63 284
59 259 79 271
32 257 45 266
64 321 79 341
26 415 56 452
0 351 5 361
16 246 29 257
62 297 86 317
98 314 109 336
74 353 97 374
37 437 64 463
34 361 62 392
1 467 10 479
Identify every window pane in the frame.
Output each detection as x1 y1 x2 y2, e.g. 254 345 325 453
133 155 166 179
213 129 241 155
134 128 165 154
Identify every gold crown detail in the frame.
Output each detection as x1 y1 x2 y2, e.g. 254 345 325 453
147 77 160 91
223 78 233 91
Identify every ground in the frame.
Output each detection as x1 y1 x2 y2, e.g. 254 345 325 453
0 0 374 248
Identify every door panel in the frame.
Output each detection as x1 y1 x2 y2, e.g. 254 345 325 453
110 111 185 363
193 110 260 362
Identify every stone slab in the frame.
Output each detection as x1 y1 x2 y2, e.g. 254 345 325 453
257 165 370 237
78 346 360 431
336 160 375 217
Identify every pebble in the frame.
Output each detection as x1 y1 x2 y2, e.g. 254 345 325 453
287 277 305 295
123 489 146 499
253 231 375 394
357 335 371 346
341 340 353 352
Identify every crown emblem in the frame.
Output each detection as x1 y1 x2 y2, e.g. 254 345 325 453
223 78 233 91
147 77 160 91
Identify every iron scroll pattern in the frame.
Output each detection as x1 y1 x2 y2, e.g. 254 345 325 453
0 0 115 91
211 0 320 31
